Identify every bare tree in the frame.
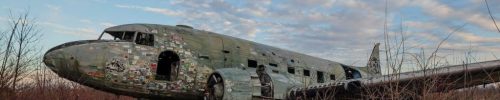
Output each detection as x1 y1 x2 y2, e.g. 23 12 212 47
0 10 42 99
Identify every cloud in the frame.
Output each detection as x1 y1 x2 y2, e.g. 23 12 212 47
40 22 98 39
92 0 107 3
0 16 5 21
115 4 181 16
143 7 182 16
55 28 96 37
46 4 61 12
415 0 453 18
113 0 500 67
405 21 439 30
100 22 116 27
77 19 115 28
411 0 499 32
79 19 92 24
114 0 389 65
456 31 500 43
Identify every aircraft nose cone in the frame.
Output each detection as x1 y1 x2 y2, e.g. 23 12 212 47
43 40 103 77
43 45 79 76
43 51 58 72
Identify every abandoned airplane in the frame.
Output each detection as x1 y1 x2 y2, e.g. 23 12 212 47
43 24 500 99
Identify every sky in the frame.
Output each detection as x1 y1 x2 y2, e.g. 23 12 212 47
1 0 500 73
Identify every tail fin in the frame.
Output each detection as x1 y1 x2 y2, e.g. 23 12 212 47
367 43 381 75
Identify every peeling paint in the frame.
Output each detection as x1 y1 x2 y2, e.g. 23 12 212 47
44 24 382 100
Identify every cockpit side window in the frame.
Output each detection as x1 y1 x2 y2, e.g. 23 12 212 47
135 32 154 46
99 31 154 46
99 31 134 42
122 32 135 41
99 32 122 40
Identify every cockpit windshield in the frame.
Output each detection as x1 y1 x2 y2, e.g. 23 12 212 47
99 31 135 41
98 31 154 46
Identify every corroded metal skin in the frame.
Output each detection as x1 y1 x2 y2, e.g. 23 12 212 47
43 24 373 99
44 23 500 100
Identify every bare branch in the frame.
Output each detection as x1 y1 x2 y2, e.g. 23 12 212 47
484 0 500 33
0 9 42 99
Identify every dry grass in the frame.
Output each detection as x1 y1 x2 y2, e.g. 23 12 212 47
0 68 136 100
15 84 134 100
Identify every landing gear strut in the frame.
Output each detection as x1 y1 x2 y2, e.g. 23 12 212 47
205 74 224 100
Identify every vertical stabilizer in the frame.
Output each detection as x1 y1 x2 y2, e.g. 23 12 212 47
367 43 381 75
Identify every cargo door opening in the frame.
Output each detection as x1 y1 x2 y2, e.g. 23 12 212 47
156 51 180 81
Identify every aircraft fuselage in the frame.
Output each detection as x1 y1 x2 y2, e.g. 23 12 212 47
43 24 373 99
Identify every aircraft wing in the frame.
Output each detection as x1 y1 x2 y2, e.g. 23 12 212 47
288 60 500 99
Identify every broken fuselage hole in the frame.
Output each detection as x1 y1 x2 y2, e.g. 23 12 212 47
156 51 180 81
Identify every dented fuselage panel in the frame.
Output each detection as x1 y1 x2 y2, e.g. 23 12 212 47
43 24 372 99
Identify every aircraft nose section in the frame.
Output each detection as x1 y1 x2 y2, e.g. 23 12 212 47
43 40 111 78
43 46 80 77
43 49 67 74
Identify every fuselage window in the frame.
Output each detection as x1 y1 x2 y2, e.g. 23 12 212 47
123 32 135 42
272 70 279 73
317 71 324 83
269 63 278 67
135 32 154 46
303 69 310 76
248 59 257 68
330 74 336 80
287 67 295 74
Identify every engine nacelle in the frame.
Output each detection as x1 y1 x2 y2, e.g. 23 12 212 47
206 68 252 100
205 67 301 100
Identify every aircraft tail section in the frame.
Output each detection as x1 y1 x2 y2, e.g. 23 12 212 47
366 43 381 75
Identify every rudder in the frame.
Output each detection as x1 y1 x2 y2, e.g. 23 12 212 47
366 43 381 75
